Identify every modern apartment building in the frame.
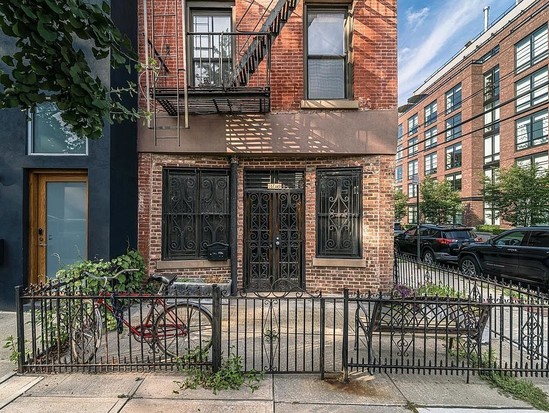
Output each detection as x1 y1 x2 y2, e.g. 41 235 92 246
397 0 548 227
137 0 397 293
0 1 138 309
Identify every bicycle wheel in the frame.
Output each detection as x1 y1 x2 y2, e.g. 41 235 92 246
71 300 102 363
155 303 212 358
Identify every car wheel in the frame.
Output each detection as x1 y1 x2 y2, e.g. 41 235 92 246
459 256 480 277
423 250 436 265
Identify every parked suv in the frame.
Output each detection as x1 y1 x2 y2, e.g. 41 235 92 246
458 227 549 290
394 224 479 264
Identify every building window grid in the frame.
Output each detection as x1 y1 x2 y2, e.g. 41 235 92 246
446 143 462 170
516 110 548 151
408 137 418 157
484 66 500 103
408 183 417 198
515 66 548 113
424 127 438 149
408 205 418 224
396 143 403 161
516 152 549 173
484 134 500 165
408 114 419 136
408 159 418 181
446 113 462 141
446 172 462 191
445 83 462 114
424 100 437 126
424 152 437 175
515 24 548 74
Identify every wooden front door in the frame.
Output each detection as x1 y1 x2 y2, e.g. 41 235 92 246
29 171 88 284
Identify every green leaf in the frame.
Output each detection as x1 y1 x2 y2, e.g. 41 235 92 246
37 19 57 42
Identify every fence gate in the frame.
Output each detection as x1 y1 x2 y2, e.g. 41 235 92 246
243 170 304 291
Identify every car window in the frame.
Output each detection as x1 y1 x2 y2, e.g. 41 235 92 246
494 231 526 246
443 230 475 239
406 228 416 236
526 231 549 248
419 227 432 236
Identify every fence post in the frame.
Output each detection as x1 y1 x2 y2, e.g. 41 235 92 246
342 289 349 382
15 286 25 374
211 285 222 373
320 297 325 380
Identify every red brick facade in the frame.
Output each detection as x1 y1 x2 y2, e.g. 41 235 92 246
397 0 549 227
137 0 397 294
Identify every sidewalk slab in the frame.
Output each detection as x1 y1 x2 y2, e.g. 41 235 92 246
390 374 531 409
24 373 144 398
273 373 406 406
119 399 273 413
276 402 408 412
0 375 43 410
2 396 121 413
134 372 273 400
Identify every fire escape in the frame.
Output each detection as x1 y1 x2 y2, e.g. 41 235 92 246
142 0 298 144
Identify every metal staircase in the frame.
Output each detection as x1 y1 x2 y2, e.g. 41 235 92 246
143 0 299 144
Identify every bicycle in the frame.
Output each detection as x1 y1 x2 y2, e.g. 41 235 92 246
71 269 213 363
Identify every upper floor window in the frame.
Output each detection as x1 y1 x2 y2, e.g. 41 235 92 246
445 143 462 170
408 182 417 198
408 205 418 224
408 137 418 157
516 151 549 174
424 152 437 175
446 172 462 191
446 113 462 141
316 168 362 258
484 103 500 135
395 165 403 183
445 83 462 114
424 100 437 126
408 159 418 181
191 10 232 87
29 102 87 155
515 66 548 113
408 113 418 136
306 7 349 99
396 143 403 161
484 133 500 165
424 127 437 149
398 123 403 141
516 24 548 73
484 66 500 103
162 168 230 260
516 110 548 151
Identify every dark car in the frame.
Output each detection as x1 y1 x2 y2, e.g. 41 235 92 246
458 227 549 290
394 224 479 264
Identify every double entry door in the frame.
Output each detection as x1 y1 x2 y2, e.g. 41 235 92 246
29 171 88 284
244 171 304 291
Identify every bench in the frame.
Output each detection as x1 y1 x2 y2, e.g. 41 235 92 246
355 298 492 362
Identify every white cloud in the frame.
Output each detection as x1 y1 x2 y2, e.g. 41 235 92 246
406 7 429 28
399 0 487 98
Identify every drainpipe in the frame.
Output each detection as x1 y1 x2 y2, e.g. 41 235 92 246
230 156 239 295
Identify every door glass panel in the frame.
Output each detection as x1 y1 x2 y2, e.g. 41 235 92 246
46 182 87 278
494 231 526 247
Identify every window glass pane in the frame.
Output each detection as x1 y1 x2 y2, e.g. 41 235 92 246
308 59 345 99
32 102 87 155
495 231 526 246
308 11 344 55
527 231 549 247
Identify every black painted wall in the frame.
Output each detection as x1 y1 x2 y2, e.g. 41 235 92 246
0 0 138 309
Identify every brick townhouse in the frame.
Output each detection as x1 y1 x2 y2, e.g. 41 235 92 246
397 0 548 227
137 0 397 293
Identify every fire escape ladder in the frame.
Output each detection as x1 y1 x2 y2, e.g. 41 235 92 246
233 0 298 87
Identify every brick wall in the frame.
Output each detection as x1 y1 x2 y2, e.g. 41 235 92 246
138 154 395 294
138 0 397 112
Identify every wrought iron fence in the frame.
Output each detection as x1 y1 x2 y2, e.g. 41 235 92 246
15 256 549 380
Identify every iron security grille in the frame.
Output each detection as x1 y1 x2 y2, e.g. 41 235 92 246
163 169 230 259
316 168 362 258
244 170 304 190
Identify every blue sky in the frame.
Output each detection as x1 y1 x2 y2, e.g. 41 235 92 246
398 0 517 104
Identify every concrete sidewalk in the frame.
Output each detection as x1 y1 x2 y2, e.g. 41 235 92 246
0 369 546 412
0 310 547 412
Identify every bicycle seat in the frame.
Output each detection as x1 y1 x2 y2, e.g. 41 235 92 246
150 273 178 285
